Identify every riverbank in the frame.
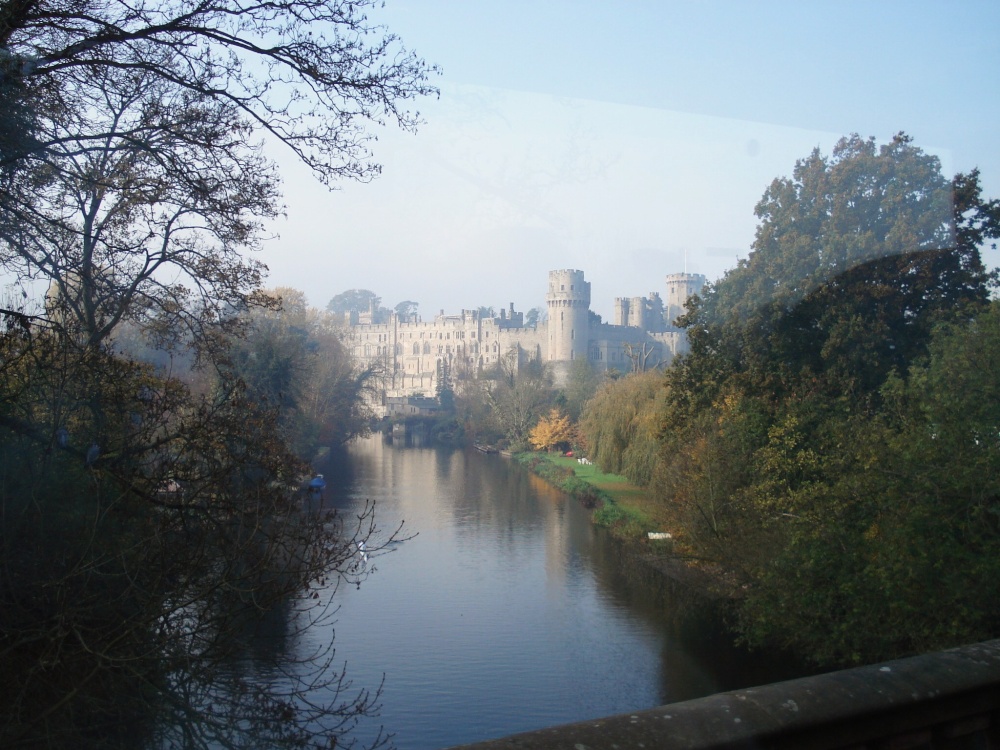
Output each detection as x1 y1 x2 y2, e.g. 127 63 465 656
513 451 725 595
511 453 651 536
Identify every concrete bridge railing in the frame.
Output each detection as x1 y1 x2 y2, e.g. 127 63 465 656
448 639 1000 750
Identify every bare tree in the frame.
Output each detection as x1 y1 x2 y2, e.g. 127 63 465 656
622 340 658 373
0 2 435 745
0 0 438 183
4 63 278 346
483 347 552 449
0 0 438 344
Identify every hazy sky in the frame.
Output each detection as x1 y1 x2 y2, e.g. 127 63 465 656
260 1 1000 320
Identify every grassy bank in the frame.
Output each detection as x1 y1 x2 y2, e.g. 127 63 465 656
514 452 664 540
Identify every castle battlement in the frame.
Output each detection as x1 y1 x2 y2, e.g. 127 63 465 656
342 269 704 408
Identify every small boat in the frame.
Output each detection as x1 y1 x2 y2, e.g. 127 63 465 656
474 444 497 454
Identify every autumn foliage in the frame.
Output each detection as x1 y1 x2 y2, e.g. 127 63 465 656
529 409 574 452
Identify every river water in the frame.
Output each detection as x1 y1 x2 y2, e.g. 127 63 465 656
294 435 807 749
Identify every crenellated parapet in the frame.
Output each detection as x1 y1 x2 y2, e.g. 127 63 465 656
546 270 591 372
342 267 707 411
665 272 707 327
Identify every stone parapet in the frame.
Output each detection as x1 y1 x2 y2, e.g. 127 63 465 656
446 640 1000 750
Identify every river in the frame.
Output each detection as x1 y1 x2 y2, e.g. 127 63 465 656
289 434 808 749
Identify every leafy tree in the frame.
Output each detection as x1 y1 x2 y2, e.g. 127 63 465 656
656 134 1000 666
737 302 1000 664
0 1 435 744
561 358 601 420
529 408 574 452
677 133 996 413
394 299 419 319
524 307 544 328
327 289 382 316
0 316 396 748
227 288 376 458
452 377 503 447
579 370 666 485
481 347 552 449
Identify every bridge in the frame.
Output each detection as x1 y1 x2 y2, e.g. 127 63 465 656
448 639 1000 749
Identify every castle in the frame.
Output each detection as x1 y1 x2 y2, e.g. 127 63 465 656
342 269 706 406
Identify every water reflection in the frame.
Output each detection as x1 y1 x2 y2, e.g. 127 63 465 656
297 436 811 750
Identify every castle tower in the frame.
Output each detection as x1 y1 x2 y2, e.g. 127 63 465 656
546 269 591 368
665 272 707 327
613 297 630 327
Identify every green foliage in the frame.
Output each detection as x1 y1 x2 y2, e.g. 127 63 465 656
737 305 1000 663
227 288 375 458
475 348 553 448
561 358 601 421
394 300 419 319
656 135 1000 667
515 453 610 509
677 134 994 414
591 502 649 539
0 322 389 747
326 288 382 315
579 370 667 486
515 453 649 539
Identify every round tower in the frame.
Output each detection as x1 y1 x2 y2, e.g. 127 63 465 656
546 269 591 365
664 272 707 327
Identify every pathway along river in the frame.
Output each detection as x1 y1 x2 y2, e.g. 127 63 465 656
291 435 812 749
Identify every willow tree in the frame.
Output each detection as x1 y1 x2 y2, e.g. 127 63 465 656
579 369 665 486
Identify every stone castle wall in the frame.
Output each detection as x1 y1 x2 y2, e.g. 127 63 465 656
342 269 705 406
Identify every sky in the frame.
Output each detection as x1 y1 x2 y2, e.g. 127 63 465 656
259 1 1000 321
